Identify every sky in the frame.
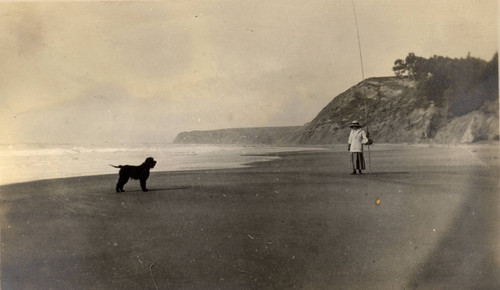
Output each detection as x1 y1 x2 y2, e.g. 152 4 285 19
0 0 497 144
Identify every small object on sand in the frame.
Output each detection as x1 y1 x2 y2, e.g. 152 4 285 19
248 234 254 240
376 199 381 205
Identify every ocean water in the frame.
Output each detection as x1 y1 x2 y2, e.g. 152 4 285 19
0 143 323 185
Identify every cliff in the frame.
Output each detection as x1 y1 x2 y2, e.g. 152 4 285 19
174 77 498 145
283 77 498 144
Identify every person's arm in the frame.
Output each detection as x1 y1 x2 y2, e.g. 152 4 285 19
361 130 369 144
348 131 352 151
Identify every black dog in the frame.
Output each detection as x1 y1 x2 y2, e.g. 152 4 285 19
110 157 157 192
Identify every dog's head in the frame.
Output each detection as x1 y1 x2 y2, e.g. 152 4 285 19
144 157 157 169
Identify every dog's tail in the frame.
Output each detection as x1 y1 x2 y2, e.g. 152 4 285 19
109 164 122 168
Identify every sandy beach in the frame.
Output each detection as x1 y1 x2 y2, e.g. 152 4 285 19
1 144 499 289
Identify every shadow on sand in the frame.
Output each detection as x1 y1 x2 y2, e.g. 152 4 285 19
115 186 191 193
366 171 410 175
149 186 191 191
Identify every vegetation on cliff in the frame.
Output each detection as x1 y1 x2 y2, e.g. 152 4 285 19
393 52 498 116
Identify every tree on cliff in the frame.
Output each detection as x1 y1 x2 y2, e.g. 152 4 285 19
392 52 498 114
392 52 427 78
449 52 498 116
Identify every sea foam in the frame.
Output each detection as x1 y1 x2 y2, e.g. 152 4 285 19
0 143 321 185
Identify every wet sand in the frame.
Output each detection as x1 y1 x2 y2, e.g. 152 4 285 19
1 144 499 289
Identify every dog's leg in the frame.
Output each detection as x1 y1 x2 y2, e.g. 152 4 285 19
140 178 148 192
116 176 129 192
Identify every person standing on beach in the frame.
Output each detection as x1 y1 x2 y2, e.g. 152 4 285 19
348 120 369 175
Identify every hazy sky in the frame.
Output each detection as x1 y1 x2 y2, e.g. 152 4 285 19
0 0 497 144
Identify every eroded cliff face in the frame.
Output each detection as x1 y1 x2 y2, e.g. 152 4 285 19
174 77 498 145
433 99 499 143
281 77 498 144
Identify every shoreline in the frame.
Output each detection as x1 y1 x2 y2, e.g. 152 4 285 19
0 144 327 187
1 142 497 187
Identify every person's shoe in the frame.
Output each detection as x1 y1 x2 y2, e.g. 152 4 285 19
358 170 363 175
350 171 357 175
